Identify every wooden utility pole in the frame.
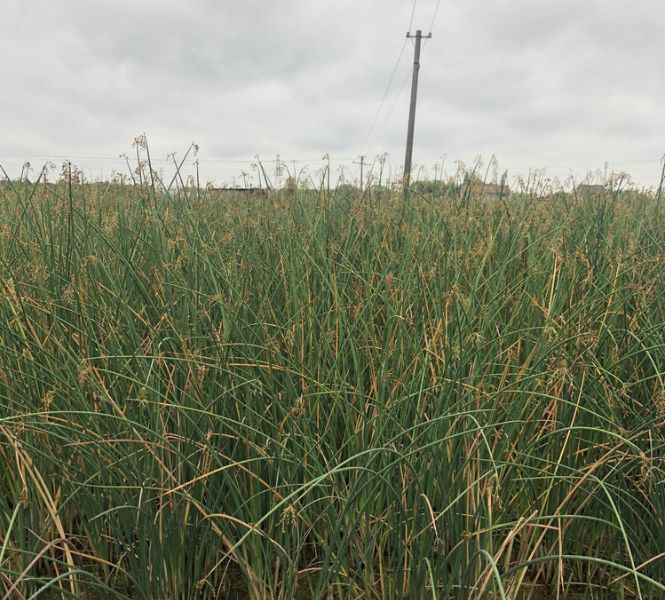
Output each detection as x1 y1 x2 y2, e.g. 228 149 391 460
403 30 431 191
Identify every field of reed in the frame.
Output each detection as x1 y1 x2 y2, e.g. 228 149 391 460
1 159 664 600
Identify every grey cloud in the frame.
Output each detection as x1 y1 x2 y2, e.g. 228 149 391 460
1 0 663 187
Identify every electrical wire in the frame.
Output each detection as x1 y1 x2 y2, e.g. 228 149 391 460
359 37 409 155
365 69 412 155
360 0 443 158
407 0 418 33
0 153 358 165
427 0 441 34
358 0 422 156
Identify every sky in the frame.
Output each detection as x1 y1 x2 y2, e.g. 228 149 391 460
1 0 664 191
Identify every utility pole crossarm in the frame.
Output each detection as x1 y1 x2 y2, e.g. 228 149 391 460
403 30 432 192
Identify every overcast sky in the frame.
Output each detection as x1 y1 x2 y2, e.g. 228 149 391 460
1 0 664 190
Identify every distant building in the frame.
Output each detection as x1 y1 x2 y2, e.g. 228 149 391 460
577 184 606 196
212 187 258 194
462 173 510 198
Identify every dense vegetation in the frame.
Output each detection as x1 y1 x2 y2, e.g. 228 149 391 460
1 164 664 599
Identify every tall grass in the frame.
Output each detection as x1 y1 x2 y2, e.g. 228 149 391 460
0 158 664 599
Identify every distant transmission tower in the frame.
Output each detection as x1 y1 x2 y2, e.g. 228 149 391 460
275 154 282 189
354 155 366 191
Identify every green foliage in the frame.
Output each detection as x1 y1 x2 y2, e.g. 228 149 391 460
0 166 664 600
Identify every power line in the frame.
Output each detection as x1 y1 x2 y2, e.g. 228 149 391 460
0 153 125 161
366 70 412 155
359 0 425 157
428 0 442 34
3 150 660 173
0 152 357 164
359 38 410 154
407 0 418 33
422 0 442 50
